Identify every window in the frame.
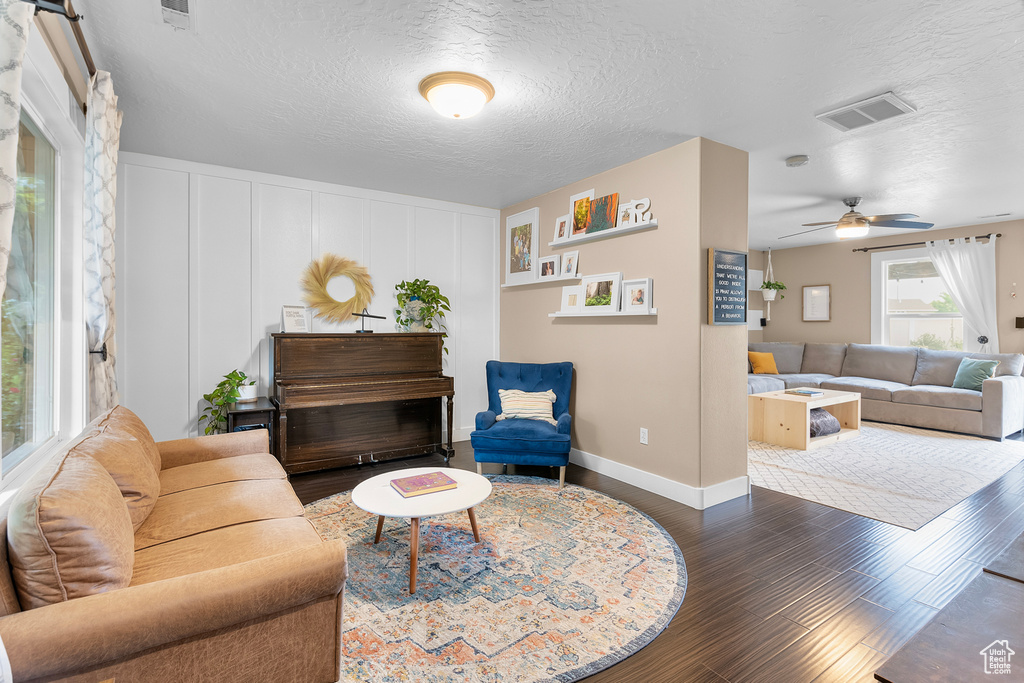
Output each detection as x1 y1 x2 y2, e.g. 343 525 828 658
871 247 963 350
2 111 56 472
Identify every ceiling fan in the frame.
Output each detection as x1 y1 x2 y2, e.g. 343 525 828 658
780 197 934 240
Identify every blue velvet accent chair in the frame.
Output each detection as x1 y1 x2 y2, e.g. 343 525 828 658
470 360 573 487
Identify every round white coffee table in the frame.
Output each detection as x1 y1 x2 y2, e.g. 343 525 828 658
351 467 492 594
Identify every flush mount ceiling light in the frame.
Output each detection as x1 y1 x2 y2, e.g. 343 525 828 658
418 71 494 119
785 155 809 167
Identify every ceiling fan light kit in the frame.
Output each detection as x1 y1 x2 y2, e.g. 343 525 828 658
418 71 494 119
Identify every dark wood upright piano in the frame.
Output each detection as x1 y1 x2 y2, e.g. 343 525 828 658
271 333 454 474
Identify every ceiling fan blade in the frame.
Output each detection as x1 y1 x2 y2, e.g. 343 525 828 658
800 221 840 227
869 220 934 229
865 213 917 222
780 225 837 239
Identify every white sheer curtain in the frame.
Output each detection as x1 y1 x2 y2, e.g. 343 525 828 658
0 0 35 302
926 235 999 353
84 71 123 419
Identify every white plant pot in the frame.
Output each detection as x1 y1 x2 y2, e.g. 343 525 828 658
236 385 259 403
761 288 778 302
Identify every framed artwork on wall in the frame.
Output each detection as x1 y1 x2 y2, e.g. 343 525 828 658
505 207 540 286
803 284 831 322
586 193 619 234
622 278 653 313
553 214 571 243
570 189 595 236
539 254 561 280
560 285 583 313
561 250 580 278
581 272 622 313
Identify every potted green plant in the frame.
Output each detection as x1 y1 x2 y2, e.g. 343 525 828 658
760 280 786 301
199 370 255 435
394 279 451 351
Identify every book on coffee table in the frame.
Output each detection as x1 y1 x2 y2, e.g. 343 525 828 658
390 471 458 498
786 388 824 397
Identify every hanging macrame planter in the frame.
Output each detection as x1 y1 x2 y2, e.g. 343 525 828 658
760 248 786 320
300 254 374 325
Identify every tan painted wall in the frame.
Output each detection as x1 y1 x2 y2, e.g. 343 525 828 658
762 219 1024 352
499 138 749 490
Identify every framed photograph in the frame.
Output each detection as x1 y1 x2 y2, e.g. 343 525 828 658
560 285 583 313
552 214 571 243
586 193 619 234
539 254 561 280
505 207 540 286
570 189 595 236
622 278 653 314
581 272 622 313
561 250 580 278
803 284 831 322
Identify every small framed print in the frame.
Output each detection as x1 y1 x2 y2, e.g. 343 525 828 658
803 284 831 322
622 278 652 313
561 250 580 278
581 272 622 313
539 254 561 280
560 285 583 313
505 207 540 286
586 193 619 234
553 214 571 243
569 189 595 236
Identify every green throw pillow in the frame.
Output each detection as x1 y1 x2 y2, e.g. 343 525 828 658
952 358 1000 392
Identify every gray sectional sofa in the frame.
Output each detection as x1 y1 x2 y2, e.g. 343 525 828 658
748 342 1024 440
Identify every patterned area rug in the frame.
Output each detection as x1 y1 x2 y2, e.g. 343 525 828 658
749 423 1024 530
304 475 686 682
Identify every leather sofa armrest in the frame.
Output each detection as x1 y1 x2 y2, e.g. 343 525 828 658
556 413 572 435
0 539 347 682
158 429 270 470
982 375 1024 438
475 410 497 431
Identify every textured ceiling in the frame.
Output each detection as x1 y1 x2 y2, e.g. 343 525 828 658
77 0 1024 249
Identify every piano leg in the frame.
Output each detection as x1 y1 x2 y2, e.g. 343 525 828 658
445 394 455 464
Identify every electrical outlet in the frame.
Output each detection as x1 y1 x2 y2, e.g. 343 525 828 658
640 427 649 445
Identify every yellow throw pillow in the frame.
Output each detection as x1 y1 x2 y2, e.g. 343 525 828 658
749 351 779 375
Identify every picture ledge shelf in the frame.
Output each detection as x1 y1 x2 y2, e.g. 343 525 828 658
548 219 658 247
501 275 582 289
549 308 658 318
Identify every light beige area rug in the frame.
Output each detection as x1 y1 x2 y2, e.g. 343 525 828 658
748 423 1024 530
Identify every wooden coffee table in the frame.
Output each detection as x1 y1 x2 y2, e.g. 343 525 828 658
351 467 492 594
748 388 861 450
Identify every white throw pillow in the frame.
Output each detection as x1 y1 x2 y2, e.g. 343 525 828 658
496 389 558 426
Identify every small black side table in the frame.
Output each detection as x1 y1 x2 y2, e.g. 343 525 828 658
226 397 276 454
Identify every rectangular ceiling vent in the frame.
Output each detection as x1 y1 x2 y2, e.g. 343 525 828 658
816 92 915 132
159 0 196 32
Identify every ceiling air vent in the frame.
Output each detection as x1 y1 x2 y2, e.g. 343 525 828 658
159 0 196 32
816 92 915 132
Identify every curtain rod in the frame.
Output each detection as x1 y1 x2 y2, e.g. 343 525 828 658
22 0 96 78
852 233 1001 253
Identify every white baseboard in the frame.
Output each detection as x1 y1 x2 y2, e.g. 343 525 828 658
568 447 750 510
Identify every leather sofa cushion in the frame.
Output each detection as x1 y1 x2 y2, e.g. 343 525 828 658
7 453 134 610
841 344 918 385
470 419 571 454
801 343 848 376
134 479 304 551
131 517 323 586
93 405 162 473
749 342 805 374
747 375 785 394
913 349 1024 386
70 429 160 531
777 373 835 389
820 377 910 401
159 453 286 495
892 385 983 412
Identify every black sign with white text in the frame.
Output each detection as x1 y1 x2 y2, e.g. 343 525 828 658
708 248 748 325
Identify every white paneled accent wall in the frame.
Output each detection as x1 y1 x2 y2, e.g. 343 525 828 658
115 153 499 442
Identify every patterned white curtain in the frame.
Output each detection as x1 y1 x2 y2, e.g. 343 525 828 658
0 0 34 302
84 71 123 419
926 235 1000 353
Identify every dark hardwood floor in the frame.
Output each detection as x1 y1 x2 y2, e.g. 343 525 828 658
290 437 1024 683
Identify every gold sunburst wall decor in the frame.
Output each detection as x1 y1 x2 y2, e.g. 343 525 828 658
300 254 375 325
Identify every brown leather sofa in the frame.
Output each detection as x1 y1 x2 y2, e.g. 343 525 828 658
0 406 347 683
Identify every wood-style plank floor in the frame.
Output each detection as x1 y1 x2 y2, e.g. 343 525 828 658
290 437 1024 683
